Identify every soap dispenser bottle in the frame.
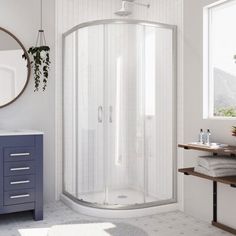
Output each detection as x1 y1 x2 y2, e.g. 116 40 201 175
199 129 204 144
205 129 211 145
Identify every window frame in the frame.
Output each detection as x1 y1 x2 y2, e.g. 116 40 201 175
203 0 236 120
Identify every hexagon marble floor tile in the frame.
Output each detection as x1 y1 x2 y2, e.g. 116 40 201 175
0 201 232 236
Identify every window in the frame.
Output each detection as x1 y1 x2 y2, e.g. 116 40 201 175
204 0 236 118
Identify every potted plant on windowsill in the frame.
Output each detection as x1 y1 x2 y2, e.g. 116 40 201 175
232 126 236 137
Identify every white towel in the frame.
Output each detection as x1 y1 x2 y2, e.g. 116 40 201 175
198 156 236 170
194 165 236 177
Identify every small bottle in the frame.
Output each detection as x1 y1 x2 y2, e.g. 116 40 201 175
205 129 211 145
199 129 204 144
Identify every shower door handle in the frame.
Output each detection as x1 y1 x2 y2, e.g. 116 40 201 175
109 106 113 123
98 106 103 123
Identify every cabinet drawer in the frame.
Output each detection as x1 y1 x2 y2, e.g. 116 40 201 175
0 135 35 147
4 189 35 205
4 147 35 162
4 161 35 176
4 175 35 191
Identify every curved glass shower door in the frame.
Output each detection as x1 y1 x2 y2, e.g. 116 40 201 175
63 25 106 203
63 20 176 208
105 23 146 205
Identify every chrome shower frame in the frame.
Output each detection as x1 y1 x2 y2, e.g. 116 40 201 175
62 19 178 210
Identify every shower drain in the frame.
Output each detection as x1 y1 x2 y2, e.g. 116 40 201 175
118 195 128 199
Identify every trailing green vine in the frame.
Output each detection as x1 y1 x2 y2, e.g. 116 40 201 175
23 46 51 91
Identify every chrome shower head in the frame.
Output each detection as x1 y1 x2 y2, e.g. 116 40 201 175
115 0 150 17
115 9 132 16
115 1 132 16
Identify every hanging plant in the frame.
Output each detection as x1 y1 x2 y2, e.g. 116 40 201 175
24 0 51 91
27 45 51 91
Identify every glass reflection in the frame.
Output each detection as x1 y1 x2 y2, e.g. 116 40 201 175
0 30 28 107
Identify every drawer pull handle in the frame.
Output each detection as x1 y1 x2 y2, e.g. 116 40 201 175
10 153 30 157
10 180 30 185
10 167 30 171
10 194 30 199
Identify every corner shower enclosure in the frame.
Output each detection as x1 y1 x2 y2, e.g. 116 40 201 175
63 19 177 209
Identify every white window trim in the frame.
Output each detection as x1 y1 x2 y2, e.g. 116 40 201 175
203 0 236 120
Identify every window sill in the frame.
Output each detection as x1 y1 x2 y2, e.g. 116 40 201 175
203 116 236 121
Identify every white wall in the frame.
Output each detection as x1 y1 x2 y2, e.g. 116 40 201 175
0 32 21 50
57 0 183 32
0 0 56 203
184 0 236 228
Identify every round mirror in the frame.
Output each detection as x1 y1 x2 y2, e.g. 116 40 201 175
0 27 30 108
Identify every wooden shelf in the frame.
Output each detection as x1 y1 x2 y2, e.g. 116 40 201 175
179 144 236 235
178 143 236 156
179 168 236 187
179 167 236 235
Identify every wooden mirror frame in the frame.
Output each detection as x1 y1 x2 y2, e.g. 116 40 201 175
0 27 31 109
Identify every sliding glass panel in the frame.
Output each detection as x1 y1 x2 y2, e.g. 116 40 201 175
76 25 105 204
63 32 77 197
106 24 146 205
144 26 174 202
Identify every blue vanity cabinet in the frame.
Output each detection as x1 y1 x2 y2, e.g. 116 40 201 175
0 134 43 221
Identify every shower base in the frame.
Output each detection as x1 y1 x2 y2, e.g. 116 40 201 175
79 188 158 205
61 193 179 219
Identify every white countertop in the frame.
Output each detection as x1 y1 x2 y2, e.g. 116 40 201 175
0 129 44 136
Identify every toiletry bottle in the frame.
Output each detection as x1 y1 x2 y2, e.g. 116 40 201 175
205 129 211 145
199 129 204 144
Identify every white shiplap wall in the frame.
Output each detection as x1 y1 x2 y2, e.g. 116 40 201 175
56 0 183 202
56 0 182 44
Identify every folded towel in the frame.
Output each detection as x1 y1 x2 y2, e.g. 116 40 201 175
194 165 236 177
198 156 236 170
